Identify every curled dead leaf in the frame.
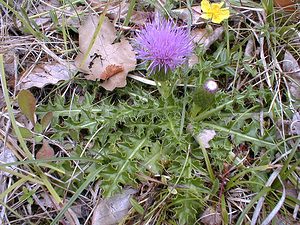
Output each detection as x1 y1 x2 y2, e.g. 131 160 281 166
100 65 124 80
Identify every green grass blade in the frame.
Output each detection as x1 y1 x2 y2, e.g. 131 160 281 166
50 165 105 225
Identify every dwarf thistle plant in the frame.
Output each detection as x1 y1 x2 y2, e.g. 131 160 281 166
134 17 193 76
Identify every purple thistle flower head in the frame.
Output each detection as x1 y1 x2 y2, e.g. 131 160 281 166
134 18 193 75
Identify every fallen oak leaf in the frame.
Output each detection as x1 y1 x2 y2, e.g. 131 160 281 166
100 71 128 91
75 15 136 91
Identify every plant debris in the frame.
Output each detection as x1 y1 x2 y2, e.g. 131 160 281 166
75 15 136 91
283 50 300 99
1 0 300 224
18 62 75 90
36 140 55 159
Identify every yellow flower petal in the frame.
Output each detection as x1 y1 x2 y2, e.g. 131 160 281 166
201 0 230 23
201 0 211 13
211 15 224 24
211 9 230 23
211 4 222 16
219 8 230 18
211 2 224 9
201 13 213 20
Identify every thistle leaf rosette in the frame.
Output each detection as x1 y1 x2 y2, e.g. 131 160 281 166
134 18 193 76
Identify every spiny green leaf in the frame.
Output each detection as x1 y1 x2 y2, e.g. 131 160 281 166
101 136 148 197
172 189 204 225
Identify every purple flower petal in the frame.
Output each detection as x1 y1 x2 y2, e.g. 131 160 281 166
134 18 193 75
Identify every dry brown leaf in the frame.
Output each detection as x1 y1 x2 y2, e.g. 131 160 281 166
75 15 136 91
0 142 17 178
37 193 81 225
189 27 224 67
0 88 5 109
130 11 153 25
0 142 17 224
244 38 255 59
36 140 55 159
86 1 128 20
172 6 202 25
192 27 224 50
274 0 298 12
195 129 216 148
3 51 17 77
18 62 74 90
200 207 222 225
291 112 300 135
188 54 198 68
92 188 137 225
283 51 300 99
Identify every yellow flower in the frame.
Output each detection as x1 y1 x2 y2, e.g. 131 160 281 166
201 0 230 24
